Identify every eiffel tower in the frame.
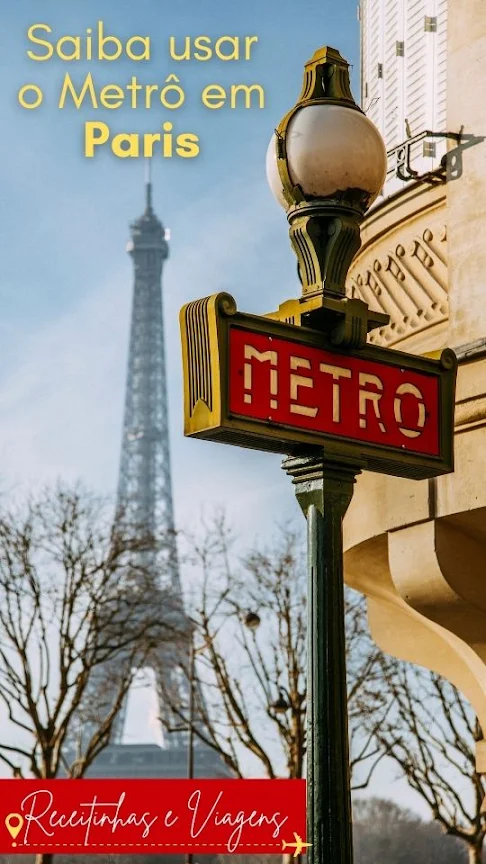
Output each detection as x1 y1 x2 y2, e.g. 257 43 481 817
82 173 227 780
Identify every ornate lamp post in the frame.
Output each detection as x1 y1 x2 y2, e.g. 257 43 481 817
266 47 387 864
180 41 456 864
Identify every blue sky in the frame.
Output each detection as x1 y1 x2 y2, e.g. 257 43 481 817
0 0 431 815
0 0 359 518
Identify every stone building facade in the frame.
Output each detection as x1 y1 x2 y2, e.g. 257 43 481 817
346 0 486 778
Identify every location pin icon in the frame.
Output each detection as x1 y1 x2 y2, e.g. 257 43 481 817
5 813 23 841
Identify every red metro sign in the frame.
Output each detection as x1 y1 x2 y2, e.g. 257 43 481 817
180 294 457 480
230 328 439 457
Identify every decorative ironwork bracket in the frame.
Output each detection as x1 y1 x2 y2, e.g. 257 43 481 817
388 130 463 184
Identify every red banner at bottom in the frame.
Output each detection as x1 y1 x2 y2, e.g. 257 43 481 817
0 779 307 855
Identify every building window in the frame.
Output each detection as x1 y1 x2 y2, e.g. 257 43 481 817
396 41 405 56
424 16 437 31
423 141 436 157
364 82 368 98
377 63 383 78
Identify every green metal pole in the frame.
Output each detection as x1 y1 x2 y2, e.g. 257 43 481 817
284 453 361 864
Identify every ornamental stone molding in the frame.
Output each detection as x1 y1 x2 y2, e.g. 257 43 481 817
347 181 448 354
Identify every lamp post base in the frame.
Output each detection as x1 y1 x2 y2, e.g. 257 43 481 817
284 453 361 864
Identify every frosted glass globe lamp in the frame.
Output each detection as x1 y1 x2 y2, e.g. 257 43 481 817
266 47 387 312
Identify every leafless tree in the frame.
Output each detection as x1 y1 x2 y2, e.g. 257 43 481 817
364 657 486 864
159 516 387 785
0 485 184 864
345 589 389 790
353 797 466 863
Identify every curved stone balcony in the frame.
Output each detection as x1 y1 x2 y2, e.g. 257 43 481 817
343 180 486 774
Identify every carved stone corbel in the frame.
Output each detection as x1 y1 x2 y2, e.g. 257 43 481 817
344 518 486 775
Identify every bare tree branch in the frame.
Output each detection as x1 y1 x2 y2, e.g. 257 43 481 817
0 484 184 785
361 652 486 861
160 517 385 787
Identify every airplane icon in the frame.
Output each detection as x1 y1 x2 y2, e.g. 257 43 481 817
282 832 312 857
